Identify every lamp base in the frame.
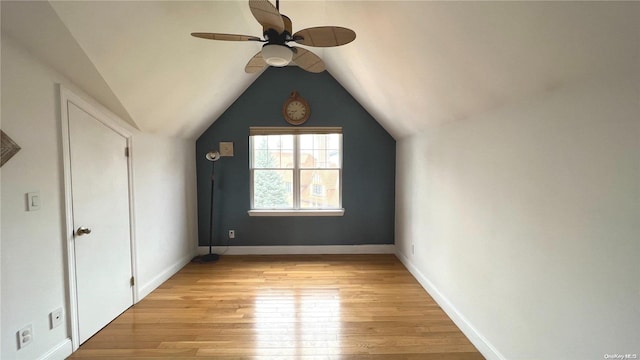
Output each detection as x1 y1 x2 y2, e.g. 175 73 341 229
192 253 219 263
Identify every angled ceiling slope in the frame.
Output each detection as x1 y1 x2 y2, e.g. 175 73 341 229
324 1 640 138
1 0 137 129
4 1 639 140
49 0 273 139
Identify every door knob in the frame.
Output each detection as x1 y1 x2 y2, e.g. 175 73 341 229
76 227 92 236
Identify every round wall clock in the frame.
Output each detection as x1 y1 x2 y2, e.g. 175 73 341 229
282 91 310 125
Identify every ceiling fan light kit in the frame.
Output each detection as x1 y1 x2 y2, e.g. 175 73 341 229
262 44 293 67
191 0 356 73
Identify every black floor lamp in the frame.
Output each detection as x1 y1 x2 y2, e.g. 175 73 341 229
200 150 221 262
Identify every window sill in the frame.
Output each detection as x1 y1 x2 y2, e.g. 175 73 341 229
248 209 345 217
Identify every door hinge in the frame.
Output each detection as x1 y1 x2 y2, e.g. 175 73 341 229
130 276 135 286
125 147 130 157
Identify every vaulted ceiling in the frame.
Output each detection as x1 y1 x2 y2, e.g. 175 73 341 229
2 1 638 140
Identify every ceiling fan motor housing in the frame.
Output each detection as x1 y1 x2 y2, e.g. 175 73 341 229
261 14 294 67
263 14 293 43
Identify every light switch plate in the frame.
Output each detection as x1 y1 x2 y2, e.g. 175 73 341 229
27 192 40 211
219 142 234 157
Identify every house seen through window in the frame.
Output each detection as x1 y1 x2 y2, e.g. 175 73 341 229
250 127 342 212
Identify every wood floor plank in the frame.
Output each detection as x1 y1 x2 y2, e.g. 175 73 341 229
67 254 484 359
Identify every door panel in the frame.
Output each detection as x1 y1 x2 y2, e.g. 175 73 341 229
68 101 133 344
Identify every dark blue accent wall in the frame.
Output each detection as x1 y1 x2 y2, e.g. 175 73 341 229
196 67 395 247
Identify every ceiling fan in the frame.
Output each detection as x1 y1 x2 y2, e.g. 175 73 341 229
191 0 356 73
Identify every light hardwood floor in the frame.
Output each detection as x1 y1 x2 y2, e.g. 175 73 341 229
68 254 484 359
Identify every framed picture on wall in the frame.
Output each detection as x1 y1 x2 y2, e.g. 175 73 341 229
1 130 21 167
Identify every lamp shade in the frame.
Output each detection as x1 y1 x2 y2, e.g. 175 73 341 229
262 45 292 67
205 151 221 161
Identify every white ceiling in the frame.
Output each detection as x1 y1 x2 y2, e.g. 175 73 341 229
2 1 638 140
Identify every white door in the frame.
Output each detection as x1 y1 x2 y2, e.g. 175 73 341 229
68 101 134 344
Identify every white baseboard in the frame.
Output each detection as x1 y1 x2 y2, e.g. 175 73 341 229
39 338 72 360
198 244 395 255
395 250 506 360
137 253 193 300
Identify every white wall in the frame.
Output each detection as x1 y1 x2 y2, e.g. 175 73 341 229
132 133 197 299
395 71 640 359
1 34 71 360
1 34 197 359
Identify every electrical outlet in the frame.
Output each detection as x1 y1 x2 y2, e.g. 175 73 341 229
229 230 235 239
17 324 33 349
50 308 63 329
412 244 415 255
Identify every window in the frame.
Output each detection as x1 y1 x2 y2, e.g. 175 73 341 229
249 127 343 216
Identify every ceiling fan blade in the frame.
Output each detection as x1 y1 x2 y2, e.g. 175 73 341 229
293 26 356 47
191 32 262 42
249 0 285 34
245 51 268 73
291 47 325 73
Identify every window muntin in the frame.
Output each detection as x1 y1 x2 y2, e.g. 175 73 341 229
250 131 342 211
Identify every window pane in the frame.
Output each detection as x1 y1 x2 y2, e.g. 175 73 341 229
299 134 341 168
253 170 293 208
299 169 340 209
252 135 294 169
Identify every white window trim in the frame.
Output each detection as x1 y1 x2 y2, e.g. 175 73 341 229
250 126 342 135
249 127 343 216
248 209 345 217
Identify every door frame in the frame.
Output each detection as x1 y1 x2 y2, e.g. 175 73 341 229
59 85 139 350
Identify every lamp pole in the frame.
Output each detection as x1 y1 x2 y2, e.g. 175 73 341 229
201 151 221 262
